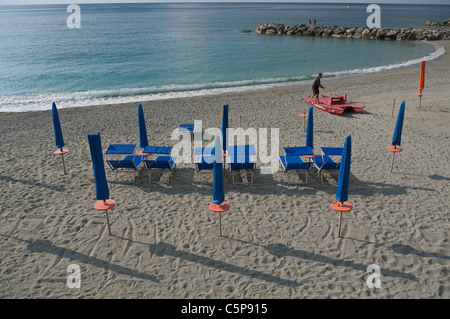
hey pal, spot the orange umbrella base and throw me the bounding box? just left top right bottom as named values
left=54, top=149, right=70, bottom=155
left=331, top=201, right=353, bottom=212
left=387, top=145, right=403, bottom=153
left=299, top=113, right=308, bottom=117
left=138, top=150, right=151, bottom=156
left=209, top=202, right=230, bottom=213
left=304, top=152, right=317, bottom=159
left=94, top=199, right=117, bottom=211
left=415, top=93, right=423, bottom=97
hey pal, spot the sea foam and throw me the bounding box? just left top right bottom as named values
left=0, top=42, right=444, bottom=113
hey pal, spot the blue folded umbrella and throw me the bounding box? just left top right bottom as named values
left=222, top=104, right=229, bottom=154
left=88, top=133, right=109, bottom=201
left=306, top=106, right=314, bottom=149
left=335, top=135, right=351, bottom=203
left=138, top=103, right=149, bottom=149
left=392, top=101, right=405, bottom=147
left=52, top=102, right=65, bottom=149
left=212, top=137, right=225, bottom=205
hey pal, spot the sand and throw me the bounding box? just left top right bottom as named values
left=0, top=41, right=449, bottom=300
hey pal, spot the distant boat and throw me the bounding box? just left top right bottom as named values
left=347, top=6, right=350, bottom=9
left=220, top=3, right=223, bottom=9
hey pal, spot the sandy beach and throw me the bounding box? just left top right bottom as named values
left=0, top=41, right=449, bottom=300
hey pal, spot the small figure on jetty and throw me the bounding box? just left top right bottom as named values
left=314, top=18, right=317, bottom=27
left=312, top=73, right=325, bottom=102
left=308, top=19, right=311, bottom=27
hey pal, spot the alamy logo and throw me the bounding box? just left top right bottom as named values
left=66, top=264, right=81, bottom=288
left=366, top=4, right=381, bottom=28
left=170, top=120, right=280, bottom=174
left=67, top=4, right=81, bottom=29
left=366, top=264, right=381, bottom=288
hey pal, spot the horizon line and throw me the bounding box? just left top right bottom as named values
left=1, top=1, right=450, bottom=7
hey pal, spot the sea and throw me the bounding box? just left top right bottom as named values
left=0, top=2, right=448, bottom=112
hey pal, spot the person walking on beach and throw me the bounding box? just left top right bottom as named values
left=311, top=73, right=325, bottom=102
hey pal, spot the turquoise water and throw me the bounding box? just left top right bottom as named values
left=0, top=3, right=447, bottom=112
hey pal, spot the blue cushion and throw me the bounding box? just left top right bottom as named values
left=229, top=155, right=255, bottom=170
left=156, top=156, right=176, bottom=166
left=228, top=155, right=254, bottom=164
left=279, top=156, right=311, bottom=170
left=195, top=155, right=214, bottom=170
left=230, top=163, right=255, bottom=170
left=314, top=155, right=340, bottom=170
left=108, top=160, right=135, bottom=169
left=178, top=123, right=195, bottom=132
left=107, top=155, right=144, bottom=170
left=144, top=156, right=176, bottom=170
left=194, top=147, right=216, bottom=156
left=105, top=144, right=136, bottom=155
left=123, top=155, right=145, bottom=167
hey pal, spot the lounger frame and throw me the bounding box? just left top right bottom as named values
left=228, top=156, right=256, bottom=185
left=279, top=156, right=311, bottom=185
left=106, top=155, right=145, bottom=183
left=193, top=152, right=216, bottom=183
left=144, top=156, right=177, bottom=184
left=313, top=155, right=340, bottom=184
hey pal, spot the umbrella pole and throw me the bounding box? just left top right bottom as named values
left=240, top=115, right=242, bottom=128
left=105, top=210, right=112, bottom=236
left=331, top=201, right=352, bottom=239
left=223, top=155, right=226, bottom=175
left=338, top=211, right=342, bottom=238
left=219, top=212, right=222, bottom=237
left=418, top=91, right=422, bottom=111
left=94, top=199, right=117, bottom=236
left=391, top=99, right=396, bottom=118
left=61, top=154, right=67, bottom=175
left=390, top=152, right=395, bottom=173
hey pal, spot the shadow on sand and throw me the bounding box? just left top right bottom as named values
left=227, top=238, right=418, bottom=282
left=25, top=238, right=159, bottom=282
left=391, top=244, right=449, bottom=261
left=0, top=175, right=65, bottom=192
left=147, top=242, right=300, bottom=288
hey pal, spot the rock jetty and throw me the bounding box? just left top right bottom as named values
left=425, top=19, right=450, bottom=28
left=253, top=23, right=450, bottom=41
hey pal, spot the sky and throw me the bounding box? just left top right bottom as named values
left=0, top=0, right=448, bottom=5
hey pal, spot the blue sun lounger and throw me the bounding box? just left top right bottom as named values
left=279, top=155, right=312, bottom=185
left=144, top=156, right=177, bottom=184
left=313, top=155, right=340, bottom=184
left=105, top=144, right=144, bottom=182
left=106, top=155, right=145, bottom=182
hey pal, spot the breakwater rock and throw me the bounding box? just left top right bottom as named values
left=253, top=23, right=450, bottom=41
left=425, top=19, right=450, bottom=28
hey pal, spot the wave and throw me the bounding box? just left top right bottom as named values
left=324, top=41, right=445, bottom=78
left=0, top=77, right=314, bottom=113
left=0, top=41, right=445, bottom=113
